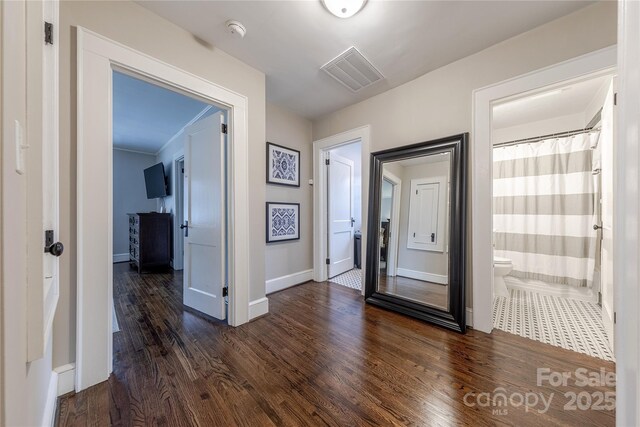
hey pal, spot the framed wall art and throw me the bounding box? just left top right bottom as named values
left=266, top=202, right=300, bottom=243
left=267, top=142, right=300, bottom=187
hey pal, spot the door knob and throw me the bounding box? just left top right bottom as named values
left=180, top=220, right=189, bottom=237
left=593, top=224, right=603, bottom=230
left=43, top=229, right=64, bottom=256
left=45, top=241, right=64, bottom=257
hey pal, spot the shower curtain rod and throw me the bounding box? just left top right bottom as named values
left=493, top=127, right=601, bottom=148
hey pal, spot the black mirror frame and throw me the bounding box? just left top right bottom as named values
left=364, top=133, right=468, bottom=332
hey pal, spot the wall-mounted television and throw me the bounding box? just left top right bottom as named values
left=143, top=162, right=168, bottom=199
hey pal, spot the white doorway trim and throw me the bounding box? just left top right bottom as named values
left=313, top=126, right=370, bottom=294
left=76, top=28, right=251, bottom=392
left=471, top=45, right=616, bottom=334
left=616, top=2, right=640, bottom=425
left=172, top=152, right=185, bottom=271
left=381, top=170, right=401, bottom=276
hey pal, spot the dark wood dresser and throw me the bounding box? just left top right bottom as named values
left=128, top=213, right=171, bottom=273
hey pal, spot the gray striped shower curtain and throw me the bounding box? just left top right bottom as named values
left=493, top=132, right=601, bottom=288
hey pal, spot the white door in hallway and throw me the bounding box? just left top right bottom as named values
left=183, top=112, right=227, bottom=320
left=25, top=0, right=60, bottom=361
left=328, top=152, right=355, bottom=278
left=600, top=81, right=615, bottom=349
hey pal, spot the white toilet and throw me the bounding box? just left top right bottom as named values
left=493, top=256, right=512, bottom=298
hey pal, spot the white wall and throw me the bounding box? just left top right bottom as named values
left=312, top=2, right=617, bottom=307
left=329, top=141, right=362, bottom=232
left=55, top=0, right=266, bottom=368
left=492, top=112, right=585, bottom=144
left=113, top=149, right=158, bottom=258
left=265, top=103, right=313, bottom=284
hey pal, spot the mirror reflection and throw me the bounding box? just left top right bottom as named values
left=376, top=151, right=451, bottom=310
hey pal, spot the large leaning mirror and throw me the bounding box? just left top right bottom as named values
left=365, top=134, right=468, bottom=332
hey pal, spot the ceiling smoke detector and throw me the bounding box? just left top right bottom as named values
left=226, top=20, right=246, bottom=39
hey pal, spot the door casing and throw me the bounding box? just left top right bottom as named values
left=76, top=28, right=251, bottom=392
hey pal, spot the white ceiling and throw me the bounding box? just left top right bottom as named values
left=137, top=0, right=592, bottom=119
left=492, top=74, right=610, bottom=129
left=113, top=71, right=220, bottom=153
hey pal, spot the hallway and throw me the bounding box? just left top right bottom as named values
left=56, top=264, right=615, bottom=426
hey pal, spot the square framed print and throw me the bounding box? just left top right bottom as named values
left=267, top=142, right=300, bottom=187
left=266, top=202, right=300, bottom=243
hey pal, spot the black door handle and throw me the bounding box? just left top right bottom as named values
left=593, top=224, right=603, bottom=230
left=180, top=220, right=189, bottom=237
left=431, top=232, right=435, bottom=242
left=45, top=241, right=64, bottom=257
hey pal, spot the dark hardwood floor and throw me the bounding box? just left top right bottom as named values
left=56, top=263, right=615, bottom=426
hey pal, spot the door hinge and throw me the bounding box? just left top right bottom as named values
left=44, top=22, right=53, bottom=45
left=221, top=123, right=228, bottom=134
left=325, top=158, right=330, bottom=165
left=325, top=258, right=330, bottom=265
left=222, top=286, right=228, bottom=297
left=614, top=312, right=616, bottom=324
left=614, top=93, right=617, bottom=106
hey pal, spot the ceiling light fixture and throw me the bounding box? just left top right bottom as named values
left=321, top=0, right=367, bottom=18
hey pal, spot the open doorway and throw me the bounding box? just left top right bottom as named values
left=325, top=141, right=363, bottom=291
left=490, top=72, right=616, bottom=361
left=111, top=70, right=229, bottom=363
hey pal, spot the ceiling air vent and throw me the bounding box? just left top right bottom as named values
left=321, top=47, right=383, bottom=92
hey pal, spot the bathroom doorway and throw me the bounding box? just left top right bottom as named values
left=490, top=72, right=616, bottom=361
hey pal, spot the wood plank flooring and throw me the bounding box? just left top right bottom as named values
left=56, top=263, right=615, bottom=426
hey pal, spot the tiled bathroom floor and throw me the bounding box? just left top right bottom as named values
left=493, top=288, right=614, bottom=361
left=329, top=268, right=362, bottom=291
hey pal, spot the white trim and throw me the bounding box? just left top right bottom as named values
left=313, top=126, right=370, bottom=296
left=113, top=253, right=129, bottom=263
left=382, top=170, right=401, bottom=276
left=266, top=269, right=313, bottom=294
left=172, top=151, right=185, bottom=271
left=396, top=268, right=448, bottom=285
left=466, top=308, right=473, bottom=327
left=42, top=370, right=58, bottom=427
left=112, top=146, right=155, bottom=156
left=471, top=46, right=616, bottom=334
left=616, top=3, right=640, bottom=425
left=76, top=28, right=251, bottom=392
left=156, top=105, right=213, bottom=156
left=248, top=297, right=269, bottom=320
left=54, top=363, right=76, bottom=396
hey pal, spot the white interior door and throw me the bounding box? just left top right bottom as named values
left=407, top=177, right=446, bottom=252
left=183, top=112, right=226, bottom=319
left=328, top=152, right=354, bottom=278
left=600, top=80, right=615, bottom=349
left=26, top=0, right=60, bottom=361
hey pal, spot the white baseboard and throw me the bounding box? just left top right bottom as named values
left=466, top=308, right=473, bottom=327
left=42, top=370, right=58, bottom=427
left=113, top=253, right=129, bottom=263
left=396, top=268, right=447, bottom=285
left=249, top=297, right=269, bottom=320
left=266, top=269, right=313, bottom=294
left=55, top=363, right=76, bottom=396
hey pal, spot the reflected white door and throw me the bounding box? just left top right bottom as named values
left=183, top=112, right=226, bottom=319
left=600, top=81, right=615, bottom=348
left=328, top=152, right=354, bottom=278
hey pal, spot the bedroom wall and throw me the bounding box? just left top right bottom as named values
left=312, top=1, right=617, bottom=309
left=265, top=103, right=313, bottom=291
left=55, top=0, right=266, bottom=368
left=112, top=149, right=158, bottom=259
